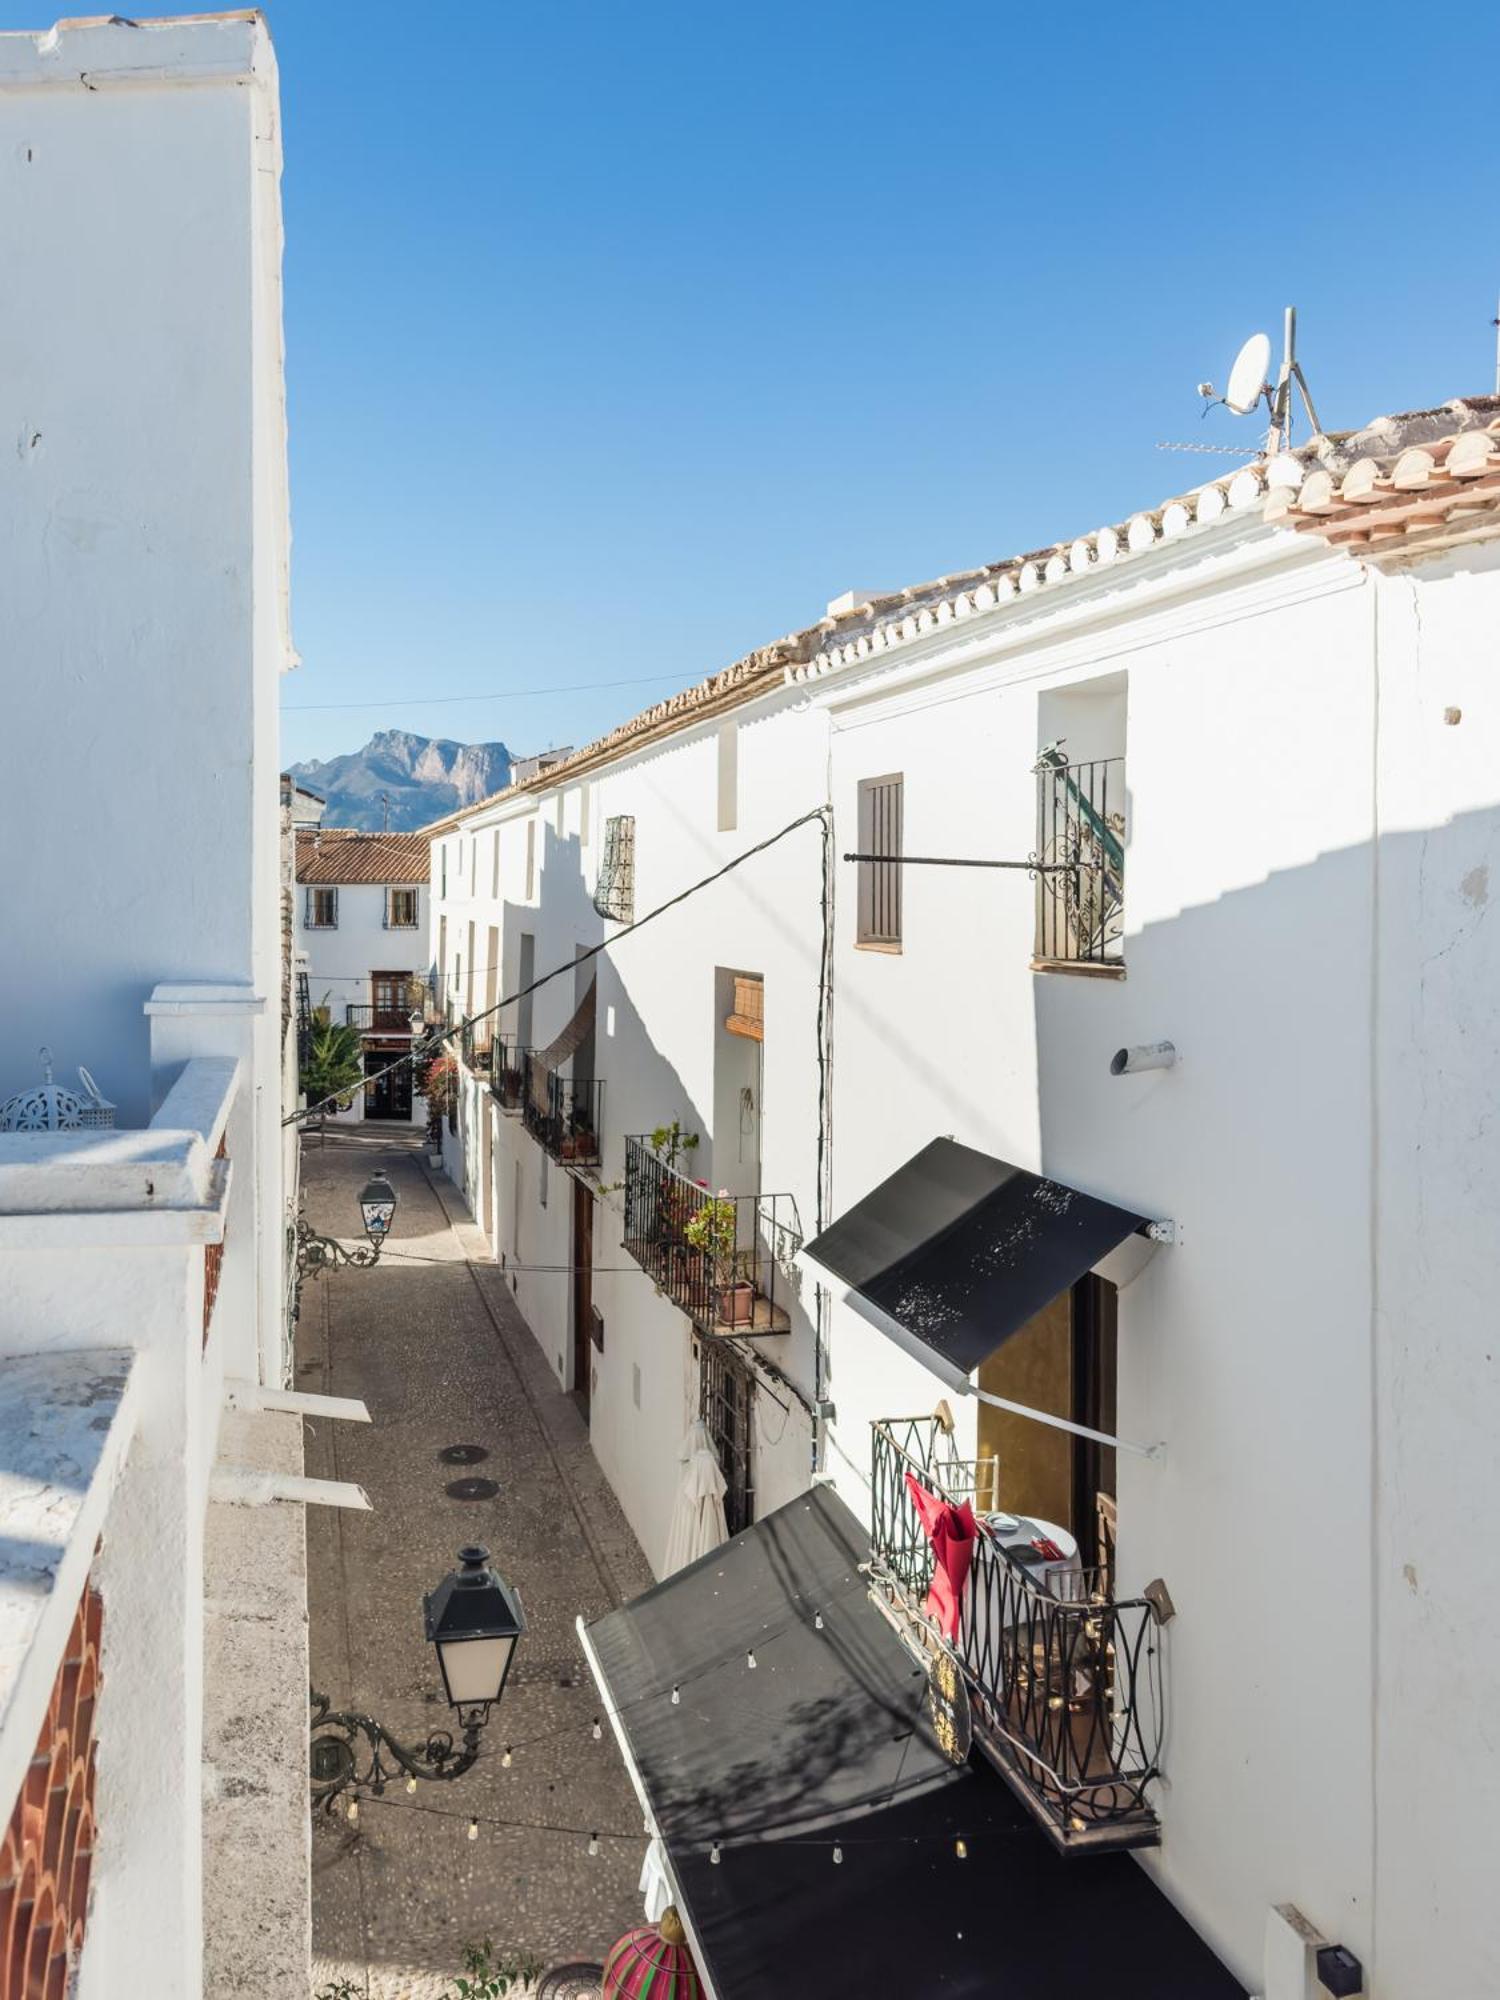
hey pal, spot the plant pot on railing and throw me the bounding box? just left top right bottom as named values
left=716, top=1279, right=758, bottom=1327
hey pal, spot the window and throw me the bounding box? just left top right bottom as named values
left=594, top=815, right=635, bottom=922
left=717, top=722, right=738, bottom=833
left=855, top=775, right=902, bottom=947
left=517, top=932, right=535, bottom=1048
left=305, top=887, right=337, bottom=929
left=525, top=819, right=536, bottom=900
left=1032, top=748, right=1125, bottom=968
left=470, top=837, right=478, bottom=895
left=538, top=1149, right=548, bottom=1210
left=386, top=887, right=418, bottom=929
left=491, top=830, right=500, bottom=899
left=441, top=845, right=448, bottom=897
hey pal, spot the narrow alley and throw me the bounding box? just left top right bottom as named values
left=300, top=1128, right=653, bottom=1997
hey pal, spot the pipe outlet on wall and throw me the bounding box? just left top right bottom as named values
left=1110, top=1040, right=1177, bottom=1076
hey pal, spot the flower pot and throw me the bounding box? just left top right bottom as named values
left=716, top=1281, right=757, bottom=1327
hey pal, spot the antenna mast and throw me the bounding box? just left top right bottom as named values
left=1268, top=306, right=1322, bottom=452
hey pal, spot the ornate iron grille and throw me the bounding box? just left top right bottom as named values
left=869, top=1415, right=1162, bottom=1853
left=1033, top=749, right=1125, bottom=966
left=621, top=1135, right=800, bottom=1337
left=699, top=1337, right=755, bottom=1536
left=296, top=971, right=312, bottom=1069
left=593, top=815, right=635, bottom=923
left=521, top=1058, right=604, bottom=1167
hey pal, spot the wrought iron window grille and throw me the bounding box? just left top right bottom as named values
left=868, top=1413, right=1162, bottom=1854
left=304, top=888, right=338, bottom=929
left=1033, top=747, right=1125, bottom=967
left=593, top=815, right=635, bottom=923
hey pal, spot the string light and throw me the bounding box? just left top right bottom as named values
left=814, top=1611, right=824, bottom=1630
left=501, top=1746, right=513, bottom=1767
left=831, top=1844, right=843, bottom=1864
left=405, top=1777, right=417, bottom=1794
left=954, top=1838, right=968, bottom=1860
left=746, top=1649, right=757, bottom=1670
left=591, top=1717, right=603, bottom=1740
left=467, top=1817, right=479, bottom=1842
left=587, top=1832, right=600, bottom=1858
left=710, top=1842, right=721, bottom=1866
left=346, top=1798, right=359, bottom=1824
left=670, top=1685, right=680, bottom=1705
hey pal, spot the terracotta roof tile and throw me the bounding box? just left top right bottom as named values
left=295, top=831, right=430, bottom=886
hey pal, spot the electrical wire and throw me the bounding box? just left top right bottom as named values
left=287, top=806, right=830, bottom=1127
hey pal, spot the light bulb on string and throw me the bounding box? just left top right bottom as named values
left=501, top=1746, right=513, bottom=1768
left=405, top=1777, right=417, bottom=1794
left=588, top=1832, right=600, bottom=1858
left=671, top=1684, right=681, bottom=1706
left=814, top=1611, right=824, bottom=1631
left=746, top=1649, right=757, bottom=1670
left=592, top=1718, right=603, bottom=1741
left=710, top=1841, right=722, bottom=1866
left=831, top=1844, right=843, bottom=1865
left=346, top=1798, right=359, bottom=1824
left=467, top=1817, right=479, bottom=1842
left=954, top=1838, right=968, bottom=1860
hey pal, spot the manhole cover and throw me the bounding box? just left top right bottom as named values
left=537, top=1967, right=603, bottom=2000
left=444, top=1477, right=499, bottom=1502
left=439, top=1443, right=490, bottom=1466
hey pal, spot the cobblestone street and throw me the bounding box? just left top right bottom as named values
left=300, top=1127, right=653, bottom=1999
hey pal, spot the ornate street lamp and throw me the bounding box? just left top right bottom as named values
left=310, top=1545, right=526, bottom=1809
left=357, top=1170, right=397, bottom=1242
left=293, top=1171, right=400, bottom=1319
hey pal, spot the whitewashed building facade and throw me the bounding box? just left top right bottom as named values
left=295, top=829, right=430, bottom=1123
left=0, top=18, right=317, bottom=1998
left=430, top=397, right=1500, bottom=2000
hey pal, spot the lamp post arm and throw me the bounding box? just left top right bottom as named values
left=309, top=1688, right=483, bottom=1807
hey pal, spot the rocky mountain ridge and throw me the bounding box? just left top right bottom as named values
left=286, top=730, right=512, bottom=830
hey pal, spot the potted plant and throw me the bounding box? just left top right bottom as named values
left=684, top=1191, right=756, bottom=1326
left=413, top=1050, right=457, bottom=1163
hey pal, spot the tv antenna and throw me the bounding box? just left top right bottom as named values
left=1197, top=307, right=1321, bottom=452
left=378, top=790, right=391, bottom=833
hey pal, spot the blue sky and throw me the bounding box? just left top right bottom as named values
left=9, top=3, right=1499, bottom=764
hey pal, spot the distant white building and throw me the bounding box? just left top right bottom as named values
left=295, top=830, right=430, bottom=1122
left=0, top=19, right=326, bottom=2000
left=429, top=396, right=1500, bottom=2000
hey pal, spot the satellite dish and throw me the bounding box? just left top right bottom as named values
left=1224, top=333, right=1271, bottom=416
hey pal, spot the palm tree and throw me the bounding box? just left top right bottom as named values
left=300, top=1018, right=365, bottom=1132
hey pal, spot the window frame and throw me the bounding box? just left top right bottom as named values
left=306, top=886, right=338, bottom=930
left=385, top=886, right=419, bottom=929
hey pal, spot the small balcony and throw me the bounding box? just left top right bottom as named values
left=868, top=1414, right=1162, bottom=1855
left=345, top=1002, right=415, bottom=1033
left=522, top=1058, right=603, bottom=1167
left=489, top=1038, right=531, bottom=1113
left=622, top=1134, right=800, bottom=1338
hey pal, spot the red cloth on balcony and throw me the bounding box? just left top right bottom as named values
left=903, top=1471, right=978, bottom=1642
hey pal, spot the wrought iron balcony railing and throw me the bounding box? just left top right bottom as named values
left=521, top=1058, right=603, bottom=1167
left=868, top=1414, right=1162, bottom=1854
left=1033, top=748, right=1125, bottom=968
left=621, top=1135, right=801, bottom=1338
left=345, top=1003, right=416, bottom=1032
left=489, top=1039, right=531, bottom=1112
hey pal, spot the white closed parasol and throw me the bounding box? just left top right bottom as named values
left=662, top=1420, right=728, bottom=1575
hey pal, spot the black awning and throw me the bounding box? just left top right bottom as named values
left=799, top=1138, right=1152, bottom=1393
left=583, top=1488, right=1243, bottom=2000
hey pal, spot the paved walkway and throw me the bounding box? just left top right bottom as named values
left=301, top=1127, right=653, bottom=1999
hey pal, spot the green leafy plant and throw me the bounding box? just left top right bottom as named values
left=300, top=1018, right=365, bottom=1114
left=441, top=1938, right=544, bottom=1998
left=684, top=1190, right=743, bottom=1285
left=314, top=1981, right=361, bottom=2000
left=649, top=1119, right=699, bottom=1170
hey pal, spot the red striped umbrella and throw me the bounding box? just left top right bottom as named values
left=602, top=1907, right=703, bottom=1999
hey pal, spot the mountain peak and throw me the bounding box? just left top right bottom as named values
left=286, top=731, right=511, bottom=830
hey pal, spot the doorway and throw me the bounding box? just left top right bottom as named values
left=363, top=1047, right=412, bottom=1122
left=976, top=1275, right=1118, bottom=1568
left=370, top=969, right=409, bottom=1031
left=571, top=1180, right=594, bottom=1422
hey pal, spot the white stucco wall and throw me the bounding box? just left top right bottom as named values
left=295, top=879, right=427, bottom=1122
left=429, top=485, right=1498, bottom=1991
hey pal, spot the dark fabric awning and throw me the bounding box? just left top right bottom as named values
left=582, top=1488, right=1243, bottom=2000
left=529, top=979, right=597, bottom=1111
left=798, top=1138, right=1153, bottom=1393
